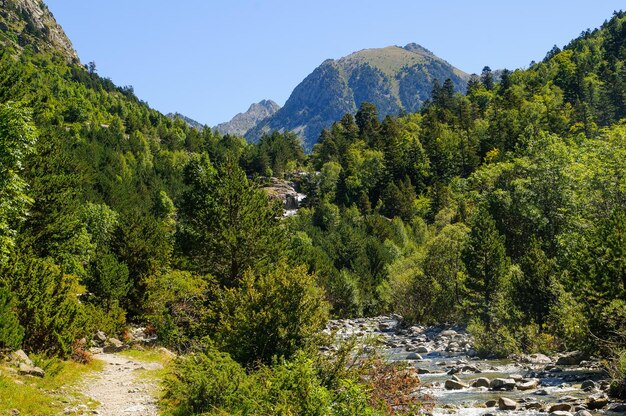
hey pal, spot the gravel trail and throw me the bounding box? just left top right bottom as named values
left=81, top=353, right=162, bottom=416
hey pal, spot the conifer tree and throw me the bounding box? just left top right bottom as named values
left=463, top=207, right=508, bottom=327
left=178, top=156, right=285, bottom=286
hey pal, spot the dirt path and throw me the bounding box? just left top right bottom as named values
left=81, top=353, right=162, bottom=416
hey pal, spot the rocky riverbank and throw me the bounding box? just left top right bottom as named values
left=324, top=316, right=626, bottom=415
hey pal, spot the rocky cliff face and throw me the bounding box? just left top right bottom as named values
left=215, top=99, right=281, bottom=137
left=246, top=43, right=469, bottom=150
left=0, top=0, right=78, bottom=62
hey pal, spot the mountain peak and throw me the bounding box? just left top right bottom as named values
left=246, top=44, right=468, bottom=150
left=249, top=99, right=280, bottom=113
left=402, top=43, right=435, bottom=57
left=0, top=0, right=78, bottom=61
left=215, top=99, right=281, bottom=137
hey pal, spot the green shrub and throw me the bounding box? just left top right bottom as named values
left=144, top=270, right=208, bottom=350
left=246, top=352, right=333, bottom=415
left=0, top=254, right=86, bottom=357
left=82, top=302, right=127, bottom=338
left=333, top=379, right=378, bottom=416
left=162, top=344, right=381, bottom=416
left=546, top=287, right=588, bottom=350
left=86, top=252, right=130, bottom=311
left=329, top=269, right=364, bottom=317
left=468, top=318, right=519, bottom=358
left=163, top=343, right=247, bottom=415
left=212, top=262, right=329, bottom=366
left=609, top=348, right=626, bottom=399
left=515, top=323, right=559, bottom=354
left=0, top=286, right=23, bottom=349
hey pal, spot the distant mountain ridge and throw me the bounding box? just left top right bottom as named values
left=245, top=43, right=469, bottom=150
left=166, top=112, right=205, bottom=131
left=0, top=0, right=78, bottom=61
left=215, top=99, right=281, bottom=136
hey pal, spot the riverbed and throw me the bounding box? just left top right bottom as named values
left=324, top=316, right=626, bottom=415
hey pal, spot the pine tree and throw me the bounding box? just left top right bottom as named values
left=178, top=156, right=285, bottom=286
left=512, top=238, right=559, bottom=326
left=463, top=208, right=508, bottom=327
left=480, top=66, right=494, bottom=91
left=355, top=102, right=381, bottom=147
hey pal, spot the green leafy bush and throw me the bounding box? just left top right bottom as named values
left=162, top=343, right=423, bottom=416
left=467, top=318, right=519, bottom=358
left=144, top=270, right=208, bottom=350
left=515, top=323, right=559, bottom=354
left=163, top=343, right=247, bottom=415
left=0, top=254, right=86, bottom=357
left=0, top=287, right=23, bottom=349
left=609, top=348, right=626, bottom=399
left=212, top=262, right=329, bottom=366
left=82, top=303, right=127, bottom=338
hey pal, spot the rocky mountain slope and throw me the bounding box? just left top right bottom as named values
left=0, top=0, right=78, bottom=61
left=246, top=43, right=469, bottom=150
left=215, top=99, right=280, bottom=136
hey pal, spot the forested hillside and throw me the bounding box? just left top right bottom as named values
left=1, top=1, right=626, bottom=414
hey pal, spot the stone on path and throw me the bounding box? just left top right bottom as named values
left=556, top=351, right=585, bottom=366
left=586, top=393, right=608, bottom=410
left=406, top=352, right=422, bottom=360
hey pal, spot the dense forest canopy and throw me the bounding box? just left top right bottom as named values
left=1, top=4, right=626, bottom=413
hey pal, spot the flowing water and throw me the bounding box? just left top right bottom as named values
left=325, top=316, right=623, bottom=415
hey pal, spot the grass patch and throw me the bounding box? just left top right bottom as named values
left=0, top=358, right=104, bottom=416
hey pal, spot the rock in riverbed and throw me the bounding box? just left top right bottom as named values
left=444, top=379, right=468, bottom=390
left=498, top=397, right=517, bottom=410
left=490, top=378, right=516, bottom=391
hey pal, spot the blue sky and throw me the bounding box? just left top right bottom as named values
left=45, top=1, right=621, bottom=126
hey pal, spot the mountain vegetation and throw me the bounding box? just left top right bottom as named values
left=1, top=0, right=626, bottom=413
left=245, top=43, right=468, bottom=150
left=166, top=112, right=205, bottom=131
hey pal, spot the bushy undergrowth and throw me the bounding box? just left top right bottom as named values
left=162, top=342, right=429, bottom=416
left=211, top=263, right=329, bottom=366
left=0, top=254, right=87, bottom=357
left=609, top=348, right=626, bottom=399
left=0, top=287, right=23, bottom=349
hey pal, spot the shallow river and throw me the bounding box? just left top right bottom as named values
left=325, top=316, right=625, bottom=416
